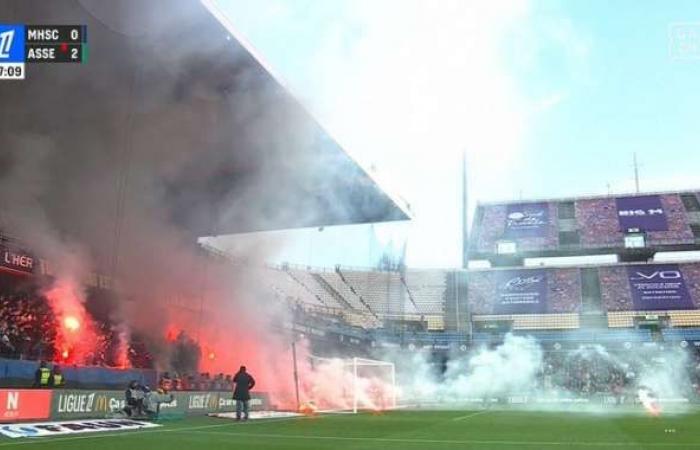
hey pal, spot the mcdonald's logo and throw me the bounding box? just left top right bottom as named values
left=94, top=395, right=109, bottom=413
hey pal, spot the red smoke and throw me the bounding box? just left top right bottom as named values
left=161, top=313, right=299, bottom=409
left=44, top=278, right=100, bottom=365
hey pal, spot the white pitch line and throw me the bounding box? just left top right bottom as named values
left=184, top=430, right=700, bottom=448
left=452, top=410, right=490, bottom=421
left=0, top=415, right=309, bottom=447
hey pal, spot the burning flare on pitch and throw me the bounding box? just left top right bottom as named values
left=637, top=386, right=661, bottom=417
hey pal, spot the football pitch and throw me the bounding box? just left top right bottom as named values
left=1, top=409, right=700, bottom=449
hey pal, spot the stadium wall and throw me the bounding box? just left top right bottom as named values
left=0, top=359, right=156, bottom=390
left=0, top=388, right=269, bottom=423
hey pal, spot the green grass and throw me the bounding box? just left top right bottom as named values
left=2, top=409, right=700, bottom=449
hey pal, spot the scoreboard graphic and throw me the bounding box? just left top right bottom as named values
left=0, top=24, right=87, bottom=80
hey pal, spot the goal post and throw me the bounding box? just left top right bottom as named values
left=305, top=355, right=396, bottom=413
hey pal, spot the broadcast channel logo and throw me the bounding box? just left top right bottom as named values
left=0, top=25, right=25, bottom=62
left=669, top=22, right=700, bottom=60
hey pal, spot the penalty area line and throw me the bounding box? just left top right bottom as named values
left=184, top=430, right=700, bottom=448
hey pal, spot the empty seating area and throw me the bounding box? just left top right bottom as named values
left=265, top=266, right=324, bottom=308
left=402, top=270, right=447, bottom=316
left=287, top=269, right=343, bottom=309
left=316, top=271, right=374, bottom=315
left=263, top=265, right=450, bottom=330
left=607, top=310, right=700, bottom=328
left=472, top=313, right=579, bottom=330
left=340, top=270, right=413, bottom=316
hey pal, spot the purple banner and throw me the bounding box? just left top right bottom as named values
left=495, top=269, right=547, bottom=314
left=504, top=202, right=549, bottom=238
left=615, top=195, right=668, bottom=232
left=626, top=264, right=693, bottom=310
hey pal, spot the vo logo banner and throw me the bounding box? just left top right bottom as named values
left=626, top=264, right=694, bottom=310
left=631, top=270, right=682, bottom=280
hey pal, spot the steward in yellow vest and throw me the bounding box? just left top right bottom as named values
left=50, top=365, right=65, bottom=388
left=34, top=361, right=51, bottom=387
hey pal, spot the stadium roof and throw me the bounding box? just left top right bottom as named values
left=0, top=0, right=410, bottom=236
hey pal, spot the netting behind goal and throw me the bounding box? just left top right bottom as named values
left=304, top=356, right=396, bottom=413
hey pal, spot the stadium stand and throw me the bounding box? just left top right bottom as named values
left=470, top=190, right=700, bottom=262
left=402, top=270, right=446, bottom=316
left=5, top=192, right=700, bottom=378
left=472, top=313, right=579, bottom=330
left=266, top=266, right=326, bottom=308
left=0, top=294, right=55, bottom=360
left=287, top=268, right=344, bottom=309
left=468, top=259, right=700, bottom=331
left=471, top=203, right=559, bottom=255
left=579, top=194, right=695, bottom=249
left=341, top=270, right=410, bottom=316
left=467, top=267, right=582, bottom=315
left=316, top=271, right=376, bottom=315
left=402, top=270, right=448, bottom=330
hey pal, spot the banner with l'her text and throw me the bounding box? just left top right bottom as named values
left=616, top=195, right=668, bottom=232
left=504, top=203, right=550, bottom=238
left=0, top=245, right=35, bottom=275
left=494, top=269, right=548, bottom=314
left=626, top=264, right=694, bottom=310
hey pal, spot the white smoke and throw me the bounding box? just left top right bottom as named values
left=443, top=334, right=543, bottom=399
left=397, top=334, right=543, bottom=406
left=635, top=346, right=691, bottom=406
left=364, top=335, right=697, bottom=415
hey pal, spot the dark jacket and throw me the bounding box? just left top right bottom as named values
left=232, top=371, right=255, bottom=401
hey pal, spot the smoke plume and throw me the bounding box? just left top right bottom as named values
left=0, top=0, right=338, bottom=405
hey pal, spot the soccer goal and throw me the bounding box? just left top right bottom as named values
left=304, top=356, right=397, bottom=414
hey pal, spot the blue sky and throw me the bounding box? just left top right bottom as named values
left=208, top=0, right=700, bottom=268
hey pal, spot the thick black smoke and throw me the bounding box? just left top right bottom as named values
left=0, top=0, right=325, bottom=372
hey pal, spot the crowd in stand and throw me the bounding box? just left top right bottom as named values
left=541, top=350, right=627, bottom=395
left=540, top=347, right=700, bottom=398
left=159, top=371, right=235, bottom=392
left=546, top=269, right=582, bottom=313
left=598, top=266, right=634, bottom=311
left=0, top=293, right=156, bottom=369
left=0, top=294, right=56, bottom=360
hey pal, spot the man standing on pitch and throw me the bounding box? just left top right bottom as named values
left=233, top=365, right=256, bottom=421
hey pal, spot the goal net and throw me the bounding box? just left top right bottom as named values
left=302, top=356, right=396, bottom=413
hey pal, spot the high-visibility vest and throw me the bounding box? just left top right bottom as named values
left=52, top=374, right=64, bottom=387
left=39, top=368, right=51, bottom=386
